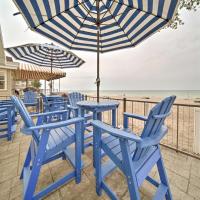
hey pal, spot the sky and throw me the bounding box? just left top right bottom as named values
left=0, top=1, right=200, bottom=91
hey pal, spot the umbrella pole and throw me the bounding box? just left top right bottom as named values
left=97, top=31, right=100, bottom=103
left=96, top=0, right=100, bottom=103
left=50, top=65, right=52, bottom=94
left=50, top=51, right=53, bottom=95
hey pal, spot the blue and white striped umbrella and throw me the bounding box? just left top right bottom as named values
left=13, top=0, right=179, bottom=101
left=6, top=43, right=85, bottom=94
left=6, top=43, right=85, bottom=68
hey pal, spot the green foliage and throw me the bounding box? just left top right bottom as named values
left=31, top=80, right=41, bottom=89
left=169, top=0, right=200, bottom=29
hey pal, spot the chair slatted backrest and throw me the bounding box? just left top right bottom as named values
left=132, top=96, right=176, bottom=161
left=24, top=91, right=37, bottom=104
left=68, top=92, right=84, bottom=107
left=0, top=107, right=8, bottom=121
left=11, top=96, right=40, bottom=143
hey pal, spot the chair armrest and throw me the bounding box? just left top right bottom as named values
left=124, top=112, right=147, bottom=121
left=153, top=112, right=171, bottom=119
left=30, top=110, right=68, bottom=118
left=22, top=117, right=84, bottom=132
left=92, top=120, right=141, bottom=142
left=47, top=101, right=68, bottom=105
left=67, top=105, right=79, bottom=110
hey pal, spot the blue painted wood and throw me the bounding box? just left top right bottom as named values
left=32, top=109, right=69, bottom=124
left=0, top=103, right=17, bottom=141
left=68, top=92, right=90, bottom=118
left=153, top=183, right=168, bottom=200
left=11, top=95, right=84, bottom=199
left=77, top=100, right=119, bottom=165
left=23, top=90, right=39, bottom=113
left=42, top=94, right=68, bottom=114
left=68, top=92, right=94, bottom=153
left=92, top=96, right=176, bottom=200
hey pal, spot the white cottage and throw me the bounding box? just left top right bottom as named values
left=0, top=26, right=18, bottom=99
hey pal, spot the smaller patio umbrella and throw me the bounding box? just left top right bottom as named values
left=6, top=43, right=85, bottom=93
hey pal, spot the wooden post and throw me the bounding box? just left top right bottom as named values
left=123, top=97, right=127, bottom=113
left=26, top=79, right=28, bottom=87
left=44, top=80, right=46, bottom=94
left=59, top=78, right=61, bottom=92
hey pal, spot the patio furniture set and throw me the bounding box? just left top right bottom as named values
left=1, top=91, right=176, bottom=200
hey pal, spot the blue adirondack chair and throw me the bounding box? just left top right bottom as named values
left=41, top=94, right=68, bottom=114
left=68, top=92, right=93, bottom=124
left=92, top=96, right=176, bottom=200
left=11, top=95, right=84, bottom=199
left=68, top=92, right=93, bottom=149
left=23, top=90, right=39, bottom=113
left=0, top=100, right=17, bottom=141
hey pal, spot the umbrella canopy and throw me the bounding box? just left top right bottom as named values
left=13, top=0, right=179, bottom=101
left=6, top=43, right=85, bottom=93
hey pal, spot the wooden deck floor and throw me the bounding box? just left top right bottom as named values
left=0, top=123, right=200, bottom=200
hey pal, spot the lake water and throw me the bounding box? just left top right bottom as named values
left=66, top=90, right=200, bottom=99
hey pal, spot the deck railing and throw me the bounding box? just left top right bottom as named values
left=1, top=94, right=200, bottom=159
left=86, top=95, right=200, bottom=159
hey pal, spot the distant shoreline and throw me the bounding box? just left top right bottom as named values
left=61, top=90, right=200, bottom=100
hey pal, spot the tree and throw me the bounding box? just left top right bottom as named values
left=169, top=0, right=200, bottom=29
left=31, top=80, right=41, bottom=89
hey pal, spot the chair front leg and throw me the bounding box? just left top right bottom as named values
left=120, top=139, right=140, bottom=200
left=20, top=145, right=31, bottom=179
left=24, top=130, right=49, bottom=199
left=93, top=126, right=102, bottom=196
left=157, top=151, right=173, bottom=200
left=75, top=121, right=83, bottom=184
left=7, top=108, right=12, bottom=141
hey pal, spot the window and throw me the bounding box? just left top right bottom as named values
left=0, top=70, right=7, bottom=90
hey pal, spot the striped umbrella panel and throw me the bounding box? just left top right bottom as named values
left=6, top=43, right=85, bottom=68
left=13, top=0, right=179, bottom=53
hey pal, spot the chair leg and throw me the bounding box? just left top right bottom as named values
left=20, top=146, right=31, bottom=179
left=75, top=122, right=82, bottom=184
left=23, top=131, right=49, bottom=199
left=24, top=156, right=43, bottom=199
left=7, top=131, right=12, bottom=141
left=81, top=123, right=85, bottom=154
left=120, top=139, right=140, bottom=200
left=157, top=157, right=173, bottom=200
left=94, top=127, right=102, bottom=196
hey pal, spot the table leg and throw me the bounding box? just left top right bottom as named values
left=97, top=112, right=102, bottom=121
left=93, top=112, right=102, bottom=167
left=80, top=108, right=85, bottom=154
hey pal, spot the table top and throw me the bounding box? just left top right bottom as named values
left=77, top=100, right=119, bottom=108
